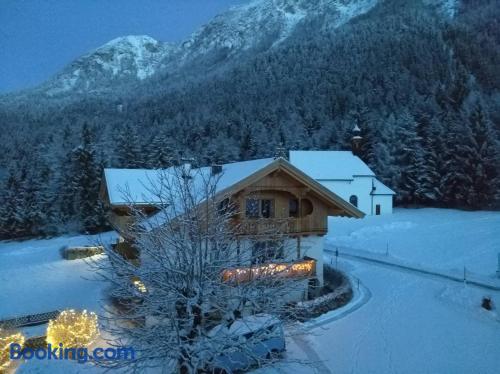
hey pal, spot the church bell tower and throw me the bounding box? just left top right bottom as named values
left=351, top=124, right=363, bottom=157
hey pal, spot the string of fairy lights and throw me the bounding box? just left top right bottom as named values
left=0, top=309, right=99, bottom=369
left=46, top=309, right=99, bottom=348
left=0, top=330, right=25, bottom=369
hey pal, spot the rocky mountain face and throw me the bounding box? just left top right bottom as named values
left=38, top=35, right=175, bottom=95
left=9, top=0, right=382, bottom=97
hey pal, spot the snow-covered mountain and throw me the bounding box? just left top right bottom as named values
left=32, top=0, right=380, bottom=96
left=42, top=35, right=175, bottom=94
left=175, top=0, right=378, bottom=64
left=4, top=0, right=463, bottom=98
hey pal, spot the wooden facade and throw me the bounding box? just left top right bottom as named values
left=100, top=159, right=364, bottom=288
left=100, top=159, right=363, bottom=238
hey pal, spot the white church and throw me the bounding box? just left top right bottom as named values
left=288, top=127, right=395, bottom=215
left=289, top=150, right=395, bottom=215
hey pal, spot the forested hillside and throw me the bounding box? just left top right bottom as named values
left=0, top=0, right=499, bottom=239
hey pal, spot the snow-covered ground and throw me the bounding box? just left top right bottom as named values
left=0, top=232, right=117, bottom=320
left=2, top=208, right=500, bottom=373
left=263, top=257, right=500, bottom=373
left=256, top=208, right=500, bottom=373
left=327, top=208, right=500, bottom=279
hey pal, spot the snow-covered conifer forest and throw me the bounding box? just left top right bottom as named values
left=0, top=0, right=499, bottom=239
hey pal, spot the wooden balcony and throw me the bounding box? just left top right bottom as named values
left=234, top=217, right=327, bottom=237
left=222, top=258, right=316, bottom=283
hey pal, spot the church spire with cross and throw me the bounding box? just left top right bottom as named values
left=274, top=143, right=288, bottom=160
left=351, top=123, right=363, bottom=157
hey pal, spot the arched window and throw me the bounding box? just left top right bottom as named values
left=300, top=199, right=313, bottom=216
left=349, top=195, right=358, bottom=207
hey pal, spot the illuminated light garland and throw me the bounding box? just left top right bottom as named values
left=46, top=310, right=99, bottom=349
left=222, top=259, right=316, bottom=283
left=132, top=279, right=147, bottom=293
left=0, top=329, right=25, bottom=369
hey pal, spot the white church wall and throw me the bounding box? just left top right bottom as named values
left=319, top=177, right=374, bottom=215
left=372, top=195, right=393, bottom=215
left=318, top=177, right=394, bottom=216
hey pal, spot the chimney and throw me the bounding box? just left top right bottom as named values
left=180, top=157, right=195, bottom=179
left=351, top=124, right=363, bottom=157
left=211, top=164, right=223, bottom=175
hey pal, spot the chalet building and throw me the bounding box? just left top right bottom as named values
left=100, top=158, right=364, bottom=300
left=289, top=151, right=395, bottom=215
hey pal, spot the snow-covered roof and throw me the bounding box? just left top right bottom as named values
left=104, top=158, right=275, bottom=206
left=372, top=179, right=396, bottom=195
left=289, top=151, right=375, bottom=180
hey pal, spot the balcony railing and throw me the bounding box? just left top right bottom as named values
left=222, top=258, right=316, bottom=283
left=235, top=217, right=327, bottom=236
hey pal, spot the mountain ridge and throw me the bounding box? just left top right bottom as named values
left=2, top=0, right=381, bottom=99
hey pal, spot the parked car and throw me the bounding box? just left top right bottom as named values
left=208, top=313, right=286, bottom=373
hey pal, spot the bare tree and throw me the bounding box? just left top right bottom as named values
left=94, top=164, right=314, bottom=373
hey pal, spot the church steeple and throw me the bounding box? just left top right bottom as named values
left=351, top=124, right=363, bottom=156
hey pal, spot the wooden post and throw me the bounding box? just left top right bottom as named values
left=236, top=239, right=241, bottom=266
left=497, top=253, right=500, bottom=279
left=297, top=236, right=301, bottom=259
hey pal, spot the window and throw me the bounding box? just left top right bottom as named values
left=217, top=198, right=230, bottom=215
left=300, top=199, right=313, bottom=216
left=261, top=199, right=273, bottom=218
left=376, top=204, right=381, bottom=215
left=251, top=241, right=284, bottom=264
left=245, top=199, right=260, bottom=218
left=245, top=198, right=274, bottom=218
left=289, top=199, right=299, bottom=218
left=349, top=195, right=358, bottom=207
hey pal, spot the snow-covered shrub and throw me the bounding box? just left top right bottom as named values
left=61, top=246, right=104, bottom=260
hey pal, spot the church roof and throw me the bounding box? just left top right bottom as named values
left=289, top=151, right=375, bottom=180
left=372, top=179, right=396, bottom=195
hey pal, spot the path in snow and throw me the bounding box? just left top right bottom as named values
left=325, top=247, right=500, bottom=291
left=259, top=257, right=500, bottom=374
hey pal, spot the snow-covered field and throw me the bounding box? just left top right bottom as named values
left=2, top=208, right=500, bottom=373
left=327, top=208, right=500, bottom=279
left=0, top=232, right=117, bottom=320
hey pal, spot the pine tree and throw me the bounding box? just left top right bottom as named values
left=0, top=166, right=25, bottom=239
left=393, top=110, right=425, bottom=205
left=462, top=103, right=500, bottom=207
left=440, top=113, right=470, bottom=206
left=115, top=123, right=143, bottom=168
left=415, top=113, right=442, bottom=204
left=148, top=133, right=175, bottom=168
left=68, top=124, right=107, bottom=232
